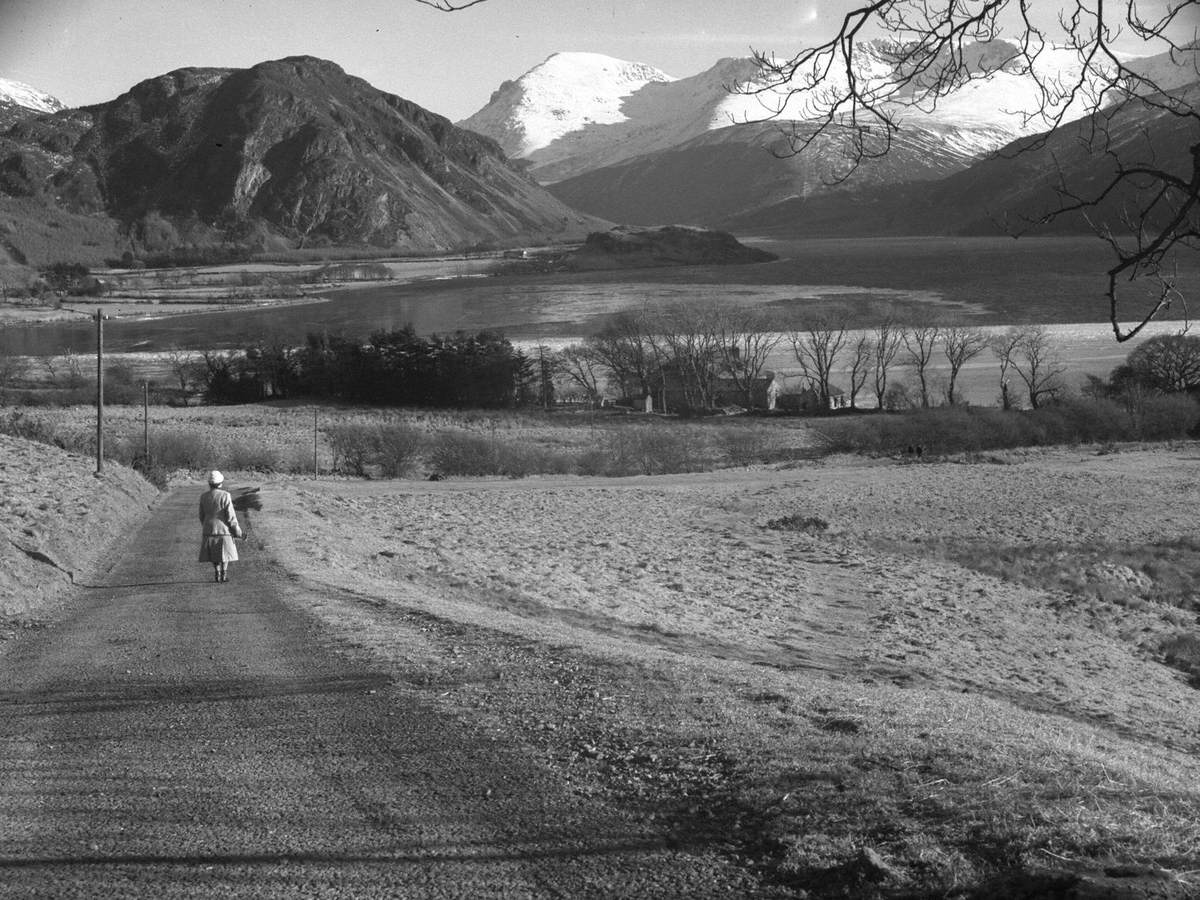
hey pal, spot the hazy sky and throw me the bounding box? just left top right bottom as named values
left=4, top=1, right=1194, bottom=121
left=0, top=0, right=842, bottom=120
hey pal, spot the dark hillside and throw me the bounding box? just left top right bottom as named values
left=724, top=81, right=1200, bottom=240
left=0, top=57, right=604, bottom=267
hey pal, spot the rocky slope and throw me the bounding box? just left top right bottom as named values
left=0, top=57, right=604, bottom=264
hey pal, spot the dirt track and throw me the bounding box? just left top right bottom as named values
left=0, top=489, right=755, bottom=898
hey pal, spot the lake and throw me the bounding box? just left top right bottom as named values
left=1, top=235, right=1192, bottom=404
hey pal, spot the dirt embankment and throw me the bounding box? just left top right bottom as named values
left=0, top=435, right=157, bottom=626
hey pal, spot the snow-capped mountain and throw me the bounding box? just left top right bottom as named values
left=0, top=77, right=65, bottom=130
left=459, top=52, right=674, bottom=160
left=463, top=40, right=1200, bottom=228
left=461, top=54, right=773, bottom=183
left=0, top=77, right=64, bottom=115
left=458, top=42, right=1065, bottom=186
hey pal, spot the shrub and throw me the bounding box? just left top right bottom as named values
left=425, top=430, right=576, bottom=478
left=146, top=430, right=218, bottom=471
left=716, top=425, right=778, bottom=467
left=0, top=410, right=58, bottom=444
left=766, top=514, right=829, bottom=533
left=223, top=437, right=284, bottom=473
left=602, top=426, right=707, bottom=475
left=325, top=423, right=380, bottom=476
left=374, top=423, right=425, bottom=478
left=813, top=398, right=1198, bottom=458
left=1131, top=393, right=1200, bottom=441
left=325, top=423, right=424, bottom=477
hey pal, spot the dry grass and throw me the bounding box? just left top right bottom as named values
left=253, top=445, right=1200, bottom=895
left=2, top=403, right=823, bottom=480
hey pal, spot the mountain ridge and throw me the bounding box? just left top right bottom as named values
left=464, top=42, right=1200, bottom=231
left=0, top=56, right=604, bottom=267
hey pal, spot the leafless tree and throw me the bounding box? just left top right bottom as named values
left=871, top=316, right=905, bottom=408
left=745, top=1, right=1200, bottom=340
left=713, top=304, right=784, bottom=407
left=41, top=355, right=59, bottom=386
left=554, top=343, right=607, bottom=407
left=790, top=312, right=849, bottom=409
left=0, top=351, right=24, bottom=404
left=165, top=345, right=199, bottom=403
left=941, top=326, right=990, bottom=404
left=411, top=0, right=489, bottom=8
left=903, top=318, right=941, bottom=408
left=62, top=349, right=85, bottom=389
left=990, top=327, right=1025, bottom=409
left=655, top=301, right=724, bottom=410
left=846, top=334, right=873, bottom=409
left=1012, top=324, right=1068, bottom=408
left=588, top=308, right=663, bottom=406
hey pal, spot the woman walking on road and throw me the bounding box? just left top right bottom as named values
left=198, top=470, right=242, bottom=583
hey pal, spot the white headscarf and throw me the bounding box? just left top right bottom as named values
left=208, top=470, right=224, bottom=487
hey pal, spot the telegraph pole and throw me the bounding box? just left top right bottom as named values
left=143, top=380, right=150, bottom=465
left=95, top=309, right=105, bottom=475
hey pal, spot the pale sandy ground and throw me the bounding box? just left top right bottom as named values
left=255, top=447, right=1200, bottom=755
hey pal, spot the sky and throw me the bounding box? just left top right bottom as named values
left=0, top=0, right=841, bottom=121
left=3, top=0, right=1195, bottom=122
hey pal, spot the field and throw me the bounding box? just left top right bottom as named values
left=5, top=419, right=1200, bottom=896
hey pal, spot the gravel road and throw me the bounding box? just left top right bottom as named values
left=0, top=488, right=756, bottom=898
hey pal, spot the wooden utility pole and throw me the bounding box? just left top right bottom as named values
left=95, top=310, right=105, bottom=475
left=143, top=380, right=150, bottom=465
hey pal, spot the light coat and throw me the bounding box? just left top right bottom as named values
left=198, top=487, right=242, bottom=563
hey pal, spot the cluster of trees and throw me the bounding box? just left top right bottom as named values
left=182, top=309, right=1200, bottom=418
left=193, top=327, right=539, bottom=408
left=553, top=303, right=782, bottom=412
left=550, top=303, right=1077, bottom=413
left=1089, top=334, right=1200, bottom=398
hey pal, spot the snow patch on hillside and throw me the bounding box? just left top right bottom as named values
left=0, top=77, right=64, bottom=113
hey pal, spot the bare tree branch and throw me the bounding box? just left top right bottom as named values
left=410, top=0, right=491, bottom=9
left=744, top=0, right=1200, bottom=337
